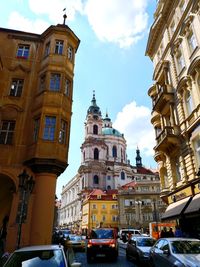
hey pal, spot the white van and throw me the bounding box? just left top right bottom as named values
left=119, top=228, right=142, bottom=240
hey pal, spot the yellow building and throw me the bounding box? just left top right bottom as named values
left=81, top=189, right=119, bottom=233
left=0, top=21, right=79, bottom=252
left=146, top=0, right=200, bottom=236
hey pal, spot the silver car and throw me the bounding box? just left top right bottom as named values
left=3, top=244, right=81, bottom=267
left=149, top=238, right=200, bottom=267
left=126, top=236, right=156, bottom=264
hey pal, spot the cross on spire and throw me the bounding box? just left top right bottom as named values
left=63, top=8, right=67, bottom=25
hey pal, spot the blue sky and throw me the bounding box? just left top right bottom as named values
left=0, top=0, right=158, bottom=198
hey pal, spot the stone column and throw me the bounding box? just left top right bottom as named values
left=30, top=172, right=57, bottom=245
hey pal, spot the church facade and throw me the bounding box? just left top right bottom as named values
left=59, top=93, right=166, bottom=232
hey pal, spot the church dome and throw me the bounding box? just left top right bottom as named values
left=102, top=127, right=123, bottom=137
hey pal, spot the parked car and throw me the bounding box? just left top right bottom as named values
left=2, top=244, right=81, bottom=267
left=86, top=228, right=118, bottom=263
left=126, top=236, right=156, bottom=265
left=119, top=228, right=142, bottom=241
left=149, top=237, right=200, bottom=267
left=65, top=234, right=85, bottom=251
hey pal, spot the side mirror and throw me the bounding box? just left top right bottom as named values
left=163, top=249, right=170, bottom=255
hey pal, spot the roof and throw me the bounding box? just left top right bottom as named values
left=121, top=181, right=136, bottom=189
left=102, top=127, right=123, bottom=137
left=136, top=166, right=158, bottom=175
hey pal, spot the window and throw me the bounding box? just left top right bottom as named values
left=94, top=148, right=99, bottom=160
left=92, top=204, right=97, bottom=209
left=33, top=118, right=40, bottom=142
left=0, top=121, right=15, bottom=144
left=175, top=158, right=182, bottom=182
left=102, top=204, right=106, bottom=209
left=187, top=31, right=197, bottom=53
left=93, top=175, right=99, bottom=184
left=170, top=21, right=176, bottom=36
left=112, top=204, right=118, bottom=209
left=112, top=215, right=118, bottom=222
left=43, top=116, right=56, bottom=141
left=193, top=137, right=200, bottom=167
left=185, top=90, right=194, bottom=115
left=102, top=215, right=106, bottom=222
left=176, top=49, right=185, bottom=73
left=180, top=0, right=187, bottom=13
left=64, top=79, right=70, bottom=96
left=39, top=74, right=46, bottom=91
left=10, top=79, right=24, bottom=97
left=107, top=176, right=111, bottom=180
left=44, top=42, right=50, bottom=57
left=121, top=171, right=125, bottom=180
left=67, top=45, right=73, bottom=61
left=55, top=40, right=63, bottom=55
left=112, top=145, right=117, bottom=157
left=93, top=125, right=98, bottom=135
left=17, top=44, right=30, bottom=59
left=59, top=120, right=67, bottom=144
left=50, top=73, right=61, bottom=91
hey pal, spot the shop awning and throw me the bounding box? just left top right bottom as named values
left=161, top=196, right=192, bottom=221
left=184, top=194, right=200, bottom=215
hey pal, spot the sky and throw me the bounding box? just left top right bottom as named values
left=0, top=0, right=158, bottom=198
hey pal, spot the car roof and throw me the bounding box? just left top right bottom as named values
left=159, top=238, right=200, bottom=241
left=15, top=245, right=63, bottom=252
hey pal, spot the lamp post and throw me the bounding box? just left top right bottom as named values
left=16, top=169, right=35, bottom=249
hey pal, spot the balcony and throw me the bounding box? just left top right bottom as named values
left=152, top=85, right=174, bottom=113
left=155, top=126, right=180, bottom=153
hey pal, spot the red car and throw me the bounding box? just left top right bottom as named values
left=86, top=228, right=118, bottom=263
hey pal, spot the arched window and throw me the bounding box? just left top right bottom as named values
left=107, top=185, right=111, bottom=190
left=93, top=125, right=98, bottom=134
left=112, top=145, right=117, bottom=158
left=121, top=171, right=125, bottom=180
left=93, top=175, right=99, bottom=184
left=94, top=148, right=99, bottom=160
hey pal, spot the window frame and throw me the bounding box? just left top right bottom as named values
left=16, top=44, right=30, bottom=59
left=55, top=40, right=64, bottom=55
left=43, top=116, right=56, bottom=141
left=50, top=73, right=61, bottom=91
left=10, top=78, right=24, bottom=97
left=0, top=120, right=15, bottom=145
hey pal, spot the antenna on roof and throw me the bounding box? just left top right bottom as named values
left=63, top=8, right=67, bottom=25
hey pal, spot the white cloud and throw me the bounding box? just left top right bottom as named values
left=7, top=0, right=149, bottom=47
left=113, top=101, right=155, bottom=156
left=28, top=0, right=84, bottom=23
left=84, top=0, right=149, bottom=47
left=8, top=11, right=49, bottom=33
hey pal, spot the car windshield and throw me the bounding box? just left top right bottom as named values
left=137, top=238, right=156, bottom=247
left=171, top=240, right=200, bottom=254
left=4, top=249, right=66, bottom=267
left=91, top=229, right=114, bottom=239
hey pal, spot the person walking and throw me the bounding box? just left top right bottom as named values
left=174, top=225, right=183, bottom=237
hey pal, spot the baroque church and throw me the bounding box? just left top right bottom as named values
left=59, top=93, right=165, bottom=232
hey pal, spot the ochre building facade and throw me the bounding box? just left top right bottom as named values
left=0, top=23, right=79, bottom=252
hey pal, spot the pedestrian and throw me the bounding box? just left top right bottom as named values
left=160, top=227, right=168, bottom=238
left=168, top=227, right=174, bottom=237
left=174, top=225, right=183, bottom=237
left=127, top=232, right=132, bottom=242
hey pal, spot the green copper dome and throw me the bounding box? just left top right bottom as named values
left=102, top=127, right=123, bottom=137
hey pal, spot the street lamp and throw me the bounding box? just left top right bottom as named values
left=16, top=169, right=35, bottom=249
